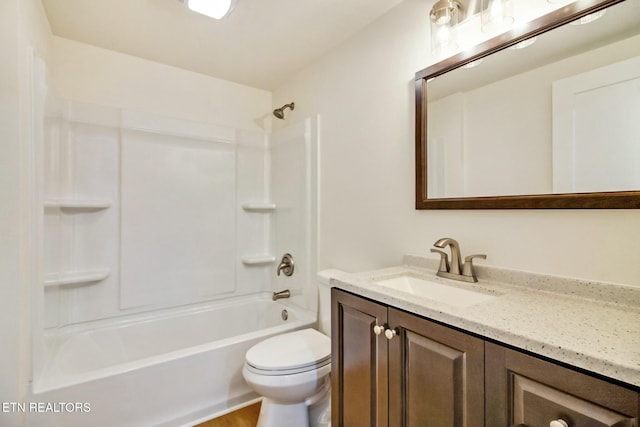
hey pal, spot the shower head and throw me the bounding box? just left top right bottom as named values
left=273, top=102, right=295, bottom=120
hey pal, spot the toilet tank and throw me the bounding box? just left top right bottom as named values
left=317, top=271, right=334, bottom=337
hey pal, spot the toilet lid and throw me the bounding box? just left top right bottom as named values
left=246, top=328, right=331, bottom=373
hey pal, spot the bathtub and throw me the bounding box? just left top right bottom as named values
left=28, top=294, right=315, bottom=427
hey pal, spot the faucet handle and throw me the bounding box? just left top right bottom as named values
left=430, top=249, right=450, bottom=273
left=277, top=253, right=294, bottom=277
left=462, top=254, right=486, bottom=282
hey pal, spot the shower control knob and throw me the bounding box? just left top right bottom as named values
left=373, top=325, right=384, bottom=335
left=550, top=420, right=569, bottom=427
left=276, top=253, right=294, bottom=277
left=385, top=328, right=398, bottom=340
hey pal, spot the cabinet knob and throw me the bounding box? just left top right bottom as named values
left=385, top=328, right=397, bottom=340
left=373, top=325, right=384, bottom=335
left=550, top=420, right=569, bottom=427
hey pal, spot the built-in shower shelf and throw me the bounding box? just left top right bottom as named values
left=241, top=202, right=276, bottom=212
left=44, top=268, right=111, bottom=288
left=44, top=199, right=112, bottom=210
left=241, top=255, right=276, bottom=266
left=242, top=202, right=276, bottom=212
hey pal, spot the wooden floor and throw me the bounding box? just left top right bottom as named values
left=196, top=402, right=261, bottom=427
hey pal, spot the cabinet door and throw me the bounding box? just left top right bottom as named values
left=388, top=308, right=485, bottom=427
left=332, top=289, right=389, bottom=427
left=486, top=342, right=639, bottom=427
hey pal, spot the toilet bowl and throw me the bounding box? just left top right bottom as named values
left=242, top=328, right=331, bottom=427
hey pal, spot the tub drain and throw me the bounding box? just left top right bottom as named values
left=281, top=309, right=289, bottom=321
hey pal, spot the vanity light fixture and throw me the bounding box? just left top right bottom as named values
left=569, top=9, right=606, bottom=25
left=508, top=36, right=537, bottom=49
left=462, top=58, right=484, bottom=68
left=186, top=0, right=235, bottom=20
left=429, top=0, right=519, bottom=58
left=481, top=0, right=514, bottom=33
left=430, top=0, right=462, bottom=25
left=430, top=0, right=463, bottom=57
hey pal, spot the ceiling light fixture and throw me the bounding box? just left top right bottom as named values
left=186, top=0, right=235, bottom=20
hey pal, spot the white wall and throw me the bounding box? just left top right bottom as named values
left=0, top=3, right=25, bottom=423
left=51, top=36, right=271, bottom=132
left=0, top=0, right=52, bottom=424
left=273, top=0, right=640, bottom=287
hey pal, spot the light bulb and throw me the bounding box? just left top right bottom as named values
left=489, top=0, right=504, bottom=22
left=437, top=26, right=451, bottom=44
left=436, top=14, right=451, bottom=25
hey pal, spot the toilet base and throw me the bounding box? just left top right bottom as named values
left=257, top=398, right=308, bottom=427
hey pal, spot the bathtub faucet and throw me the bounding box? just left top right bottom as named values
left=272, top=289, right=291, bottom=301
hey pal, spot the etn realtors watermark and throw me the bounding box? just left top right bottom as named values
left=2, top=402, right=91, bottom=413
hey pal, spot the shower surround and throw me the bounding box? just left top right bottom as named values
left=30, top=75, right=318, bottom=426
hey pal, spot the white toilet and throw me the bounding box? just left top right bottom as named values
left=242, top=328, right=331, bottom=427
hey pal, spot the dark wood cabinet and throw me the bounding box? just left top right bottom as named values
left=486, top=342, right=639, bottom=427
left=332, top=288, right=640, bottom=427
left=331, top=288, right=484, bottom=427
left=388, top=308, right=484, bottom=427
left=331, top=288, right=388, bottom=427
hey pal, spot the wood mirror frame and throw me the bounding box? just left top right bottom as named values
left=415, top=0, right=640, bottom=209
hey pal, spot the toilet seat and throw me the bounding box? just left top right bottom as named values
left=245, top=328, right=331, bottom=376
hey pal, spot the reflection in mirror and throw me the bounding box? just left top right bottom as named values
left=416, top=0, right=640, bottom=209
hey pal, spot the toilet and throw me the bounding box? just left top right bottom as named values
left=242, top=328, right=331, bottom=427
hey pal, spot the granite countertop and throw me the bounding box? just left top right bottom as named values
left=319, top=255, right=640, bottom=389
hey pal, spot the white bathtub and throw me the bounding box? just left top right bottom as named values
left=28, top=294, right=315, bottom=427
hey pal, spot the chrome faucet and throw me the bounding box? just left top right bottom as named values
left=272, top=289, right=291, bottom=301
left=277, top=253, right=295, bottom=277
left=430, top=238, right=486, bottom=283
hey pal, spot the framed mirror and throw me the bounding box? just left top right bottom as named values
left=415, top=0, right=640, bottom=209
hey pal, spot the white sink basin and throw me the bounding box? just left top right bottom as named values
left=375, top=274, right=495, bottom=307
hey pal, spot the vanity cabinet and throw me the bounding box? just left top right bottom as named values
left=331, top=288, right=388, bottom=427
left=331, top=288, right=484, bottom=427
left=332, top=288, right=639, bottom=427
left=486, top=343, right=639, bottom=427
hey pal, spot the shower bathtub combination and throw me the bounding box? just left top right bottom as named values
left=31, top=79, right=319, bottom=427
left=31, top=296, right=314, bottom=427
